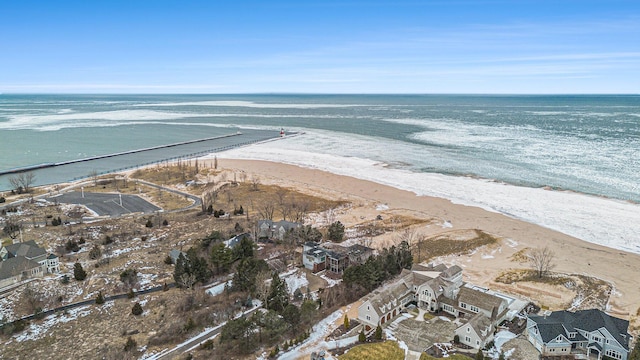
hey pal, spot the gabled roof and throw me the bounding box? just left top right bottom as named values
left=457, top=287, right=505, bottom=313
left=463, top=312, right=494, bottom=340
left=442, top=265, right=462, bottom=278
left=364, top=270, right=413, bottom=317
left=529, top=309, right=630, bottom=350
left=5, top=240, right=46, bottom=260
left=0, top=256, right=41, bottom=280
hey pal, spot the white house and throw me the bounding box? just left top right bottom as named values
left=455, top=312, right=495, bottom=349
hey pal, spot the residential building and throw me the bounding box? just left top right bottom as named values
left=527, top=309, right=631, bottom=360
left=223, top=232, right=252, bottom=249
left=257, top=220, right=301, bottom=241
left=301, top=242, right=374, bottom=274
left=302, top=242, right=326, bottom=273
left=0, top=240, right=58, bottom=291
left=358, top=263, right=517, bottom=341
left=455, top=312, right=495, bottom=349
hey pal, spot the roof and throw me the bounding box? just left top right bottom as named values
left=529, top=309, right=630, bottom=350
left=5, top=240, right=46, bottom=260
left=364, top=269, right=414, bottom=317
left=47, top=253, right=58, bottom=259
left=0, top=256, right=42, bottom=280
left=457, top=287, right=505, bottom=313
left=224, top=232, right=251, bottom=249
left=442, top=265, right=462, bottom=278
left=463, top=312, right=494, bottom=340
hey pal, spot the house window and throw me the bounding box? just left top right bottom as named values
left=476, top=340, right=480, bottom=345
left=460, top=303, right=467, bottom=309
left=605, top=349, right=622, bottom=360
left=367, top=306, right=370, bottom=311
left=467, top=327, right=470, bottom=333
left=592, top=335, right=601, bottom=343
left=465, top=336, right=471, bottom=343
left=569, top=333, right=575, bottom=338
left=366, top=315, right=371, bottom=321
left=469, top=305, right=479, bottom=313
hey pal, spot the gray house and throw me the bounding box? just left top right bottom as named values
left=454, top=312, right=495, bottom=349
left=0, top=240, right=58, bottom=291
left=257, top=220, right=301, bottom=241
left=527, top=309, right=631, bottom=360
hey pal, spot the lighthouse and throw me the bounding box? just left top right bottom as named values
left=280, top=128, right=285, bottom=137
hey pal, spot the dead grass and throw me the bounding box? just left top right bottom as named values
left=420, top=354, right=471, bottom=360
left=1, top=238, right=12, bottom=247
left=340, top=341, right=405, bottom=360
left=510, top=247, right=530, bottom=263
left=415, top=229, right=499, bottom=262
left=130, top=162, right=212, bottom=186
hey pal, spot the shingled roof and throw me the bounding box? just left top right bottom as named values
left=529, top=309, right=630, bottom=350
left=0, top=256, right=41, bottom=280
left=457, top=287, right=505, bottom=313
left=5, top=240, right=46, bottom=260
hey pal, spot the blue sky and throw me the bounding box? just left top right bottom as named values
left=1, top=0, right=639, bottom=93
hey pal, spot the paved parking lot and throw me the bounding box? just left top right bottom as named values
left=47, top=191, right=161, bottom=217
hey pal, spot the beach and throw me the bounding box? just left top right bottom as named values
left=213, top=158, right=640, bottom=318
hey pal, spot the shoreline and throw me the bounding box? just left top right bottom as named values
left=208, top=157, right=640, bottom=318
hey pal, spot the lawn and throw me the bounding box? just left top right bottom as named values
left=340, top=341, right=405, bottom=360
left=420, top=354, right=472, bottom=360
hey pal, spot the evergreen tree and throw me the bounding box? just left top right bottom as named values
left=266, top=272, right=289, bottom=313
left=131, top=302, right=143, bottom=316
left=233, top=236, right=254, bottom=260
left=375, top=325, right=382, bottom=340
left=344, top=315, right=350, bottom=330
left=95, top=291, right=105, bottom=304
left=475, top=349, right=484, bottom=360
left=282, top=303, right=301, bottom=326
left=173, top=253, right=189, bottom=287
left=232, top=257, right=269, bottom=293
left=73, top=262, right=87, bottom=281
left=327, top=221, right=345, bottom=242
left=210, top=243, right=233, bottom=274
left=359, top=330, right=366, bottom=343
left=124, top=336, right=137, bottom=352
left=498, top=352, right=505, bottom=360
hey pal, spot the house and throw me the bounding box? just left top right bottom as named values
left=257, top=220, right=301, bottom=241
left=224, top=232, right=252, bottom=249
left=358, top=269, right=415, bottom=332
left=527, top=309, right=631, bottom=360
left=455, top=312, right=495, bottom=349
left=301, top=242, right=374, bottom=274
left=357, top=263, right=515, bottom=336
left=169, top=249, right=187, bottom=264
left=302, top=242, right=326, bottom=273
left=0, top=240, right=58, bottom=291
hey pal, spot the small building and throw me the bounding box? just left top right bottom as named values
left=46, top=253, right=60, bottom=273
left=0, top=240, right=56, bottom=291
left=527, top=309, right=631, bottom=360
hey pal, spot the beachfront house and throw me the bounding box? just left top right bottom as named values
left=301, top=242, right=374, bottom=274
left=358, top=263, right=517, bottom=336
left=526, top=309, right=631, bottom=360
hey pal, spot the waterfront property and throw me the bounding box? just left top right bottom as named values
left=0, top=240, right=59, bottom=291
left=526, top=309, right=631, bottom=360
left=302, top=241, right=374, bottom=274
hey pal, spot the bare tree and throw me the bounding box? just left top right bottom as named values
left=178, top=273, right=197, bottom=290
left=290, top=196, right=310, bottom=223
left=9, top=172, right=36, bottom=194
left=254, top=270, right=272, bottom=302
left=250, top=176, right=261, bottom=191
left=257, top=202, right=276, bottom=221
left=2, top=218, right=22, bottom=239
left=528, top=246, right=556, bottom=278
left=89, top=169, right=99, bottom=186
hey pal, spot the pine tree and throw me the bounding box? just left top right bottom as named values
left=73, top=262, right=87, bottom=281
left=344, top=315, right=350, bottom=330
left=131, top=302, right=143, bottom=316
left=375, top=325, right=382, bottom=340
left=359, top=330, right=366, bottom=342
left=124, top=336, right=137, bottom=352
left=475, top=349, right=484, bottom=360
left=95, top=291, right=105, bottom=305
left=266, top=272, right=289, bottom=313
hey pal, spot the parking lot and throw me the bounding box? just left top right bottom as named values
left=47, top=191, right=161, bottom=217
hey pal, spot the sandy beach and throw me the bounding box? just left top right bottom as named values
left=212, top=158, right=640, bottom=320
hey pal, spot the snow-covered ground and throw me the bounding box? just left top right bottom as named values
left=13, top=305, right=92, bottom=343
left=277, top=308, right=345, bottom=360
left=486, top=330, right=517, bottom=359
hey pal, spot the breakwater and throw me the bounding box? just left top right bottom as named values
left=0, top=129, right=287, bottom=190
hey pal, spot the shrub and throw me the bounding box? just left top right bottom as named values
left=60, top=275, right=70, bottom=284
left=359, top=330, right=366, bottom=342
left=145, top=219, right=153, bottom=228
left=65, top=240, right=80, bottom=252
left=375, top=325, right=382, bottom=340
left=0, top=197, right=5, bottom=203
left=164, top=255, right=173, bottom=265
left=89, top=245, right=102, bottom=260
left=454, top=334, right=460, bottom=344
left=73, top=262, right=87, bottom=281
left=162, top=219, right=169, bottom=226
left=131, top=302, right=143, bottom=316
left=95, top=292, right=105, bottom=305
left=200, top=339, right=214, bottom=350
left=124, top=336, right=137, bottom=352
left=103, top=235, right=113, bottom=245
left=127, top=288, right=135, bottom=299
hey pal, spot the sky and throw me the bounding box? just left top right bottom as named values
left=1, top=0, right=639, bottom=94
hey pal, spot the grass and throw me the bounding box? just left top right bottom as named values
left=423, top=312, right=435, bottom=321
left=1, top=238, right=13, bottom=247
left=415, top=229, right=499, bottom=262
left=494, top=269, right=568, bottom=285
left=340, top=341, right=405, bottom=360
left=510, top=247, right=530, bottom=263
